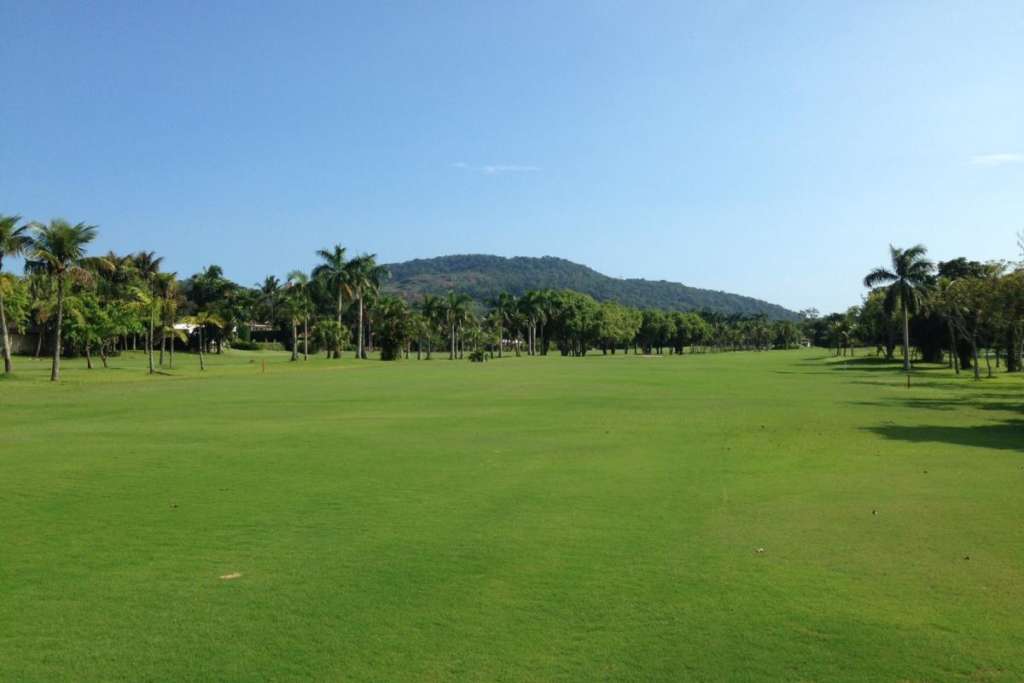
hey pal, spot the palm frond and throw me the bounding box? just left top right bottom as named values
left=863, top=267, right=896, bottom=288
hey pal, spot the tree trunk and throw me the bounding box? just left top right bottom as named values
left=51, top=277, right=64, bottom=381
left=357, top=294, right=364, bottom=359
left=971, top=337, right=980, bottom=380
left=100, top=344, right=109, bottom=368
left=1006, top=326, right=1020, bottom=373
left=85, top=343, right=93, bottom=369
left=199, top=329, right=206, bottom=371
left=334, top=289, right=343, bottom=358
left=948, top=321, right=959, bottom=374
left=35, top=327, right=44, bottom=359
left=0, top=288, right=12, bottom=373
left=291, top=320, right=298, bottom=361
left=901, top=303, right=911, bottom=372
left=498, top=323, right=503, bottom=358
left=450, top=323, right=455, bottom=360
left=148, top=312, right=155, bottom=374
left=303, top=316, right=309, bottom=360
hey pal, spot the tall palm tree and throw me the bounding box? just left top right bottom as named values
left=182, top=311, right=224, bottom=371
left=257, top=275, right=281, bottom=323
left=863, top=244, right=934, bottom=371
left=519, top=291, right=546, bottom=356
left=343, top=254, right=389, bottom=359
left=153, top=272, right=179, bottom=367
left=133, top=251, right=163, bottom=374
left=443, top=291, right=472, bottom=360
left=25, top=220, right=101, bottom=381
left=286, top=270, right=312, bottom=360
left=420, top=294, right=442, bottom=359
left=491, top=292, right=516, bottom=358
left=312, top=245, right=350, bottom=358
left=0, top=215, right=32, bottom=373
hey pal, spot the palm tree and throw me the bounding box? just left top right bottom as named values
left=420, top=294, right=442, bottom=359
left=442, top=291, right=472, bottom=360
left=490, top=292, right=516, bottom=358
left=133, top=251, right=164, bottom=374
left=162, top=324, right=188, bottom=369
left=286, top=270, right=313, bottom=360
left=153, top=272, right=181, bottom=367
left=0, top=215, right=32, bottom=373
left=343, top=254, right=389, bottom=359
left=863, top=244, right=934, bottom=371
left=312, top=245, right=350, bottom=358
left=25, top=220, right=101, bottom=381
left=257, top=275, right=281, bottom=323
left=182, top=311, right=224, bottom=371
left=520, top=291, right=546, bottom=356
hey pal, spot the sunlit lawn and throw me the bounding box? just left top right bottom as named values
left=2, top=348, right=1022, bottom=680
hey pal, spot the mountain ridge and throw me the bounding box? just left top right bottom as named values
left=382, top=254, right=798, bottom=320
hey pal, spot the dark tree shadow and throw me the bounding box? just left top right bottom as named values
left=866, top=420, right=1024, bottom=453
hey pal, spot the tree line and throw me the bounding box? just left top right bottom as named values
left=801, top=242, right=1024, bottom=379
left=0, top=216, right=808, bottom=381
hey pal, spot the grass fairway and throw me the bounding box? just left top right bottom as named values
left=2, top=349, right=1023, bottom=681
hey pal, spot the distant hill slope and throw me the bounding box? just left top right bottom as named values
left=382, top=254, right=798, bottom=320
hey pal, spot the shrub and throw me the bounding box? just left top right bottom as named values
left=469, top=349, right=487, bottom=363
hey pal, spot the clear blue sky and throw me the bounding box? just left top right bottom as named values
left=2, top=1, right=1022, bottom=312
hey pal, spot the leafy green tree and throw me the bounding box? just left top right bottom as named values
left=25, top=272, right=55, bottom=358
left=997, top=269, right=1024, bottom=372
left=373, top=295, right=411, bottom=360
left=547, top=290, right=601, bottom=356
left=928, top=277, right=961, bottom=372
left=313, top=318, right=344, bottom=359
left=863, top=244, right=934, bottom=371
left=0, top=215, right=32, bottom=373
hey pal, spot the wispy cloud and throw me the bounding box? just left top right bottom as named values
left=452, top=162, right=541, bottom=175
left=970, top=152, right=1024, bottom=167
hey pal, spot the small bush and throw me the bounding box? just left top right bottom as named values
left=230, top=339, right=260, bottom=351
left=469, top=350, right=487, bottom=363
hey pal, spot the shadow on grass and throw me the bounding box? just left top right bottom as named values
left=866, top=420, right=1024, bottom=453
left=851, top=396, right=1024, bottom=415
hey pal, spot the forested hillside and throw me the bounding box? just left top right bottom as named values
left=383, top=254, right=798, bottom=319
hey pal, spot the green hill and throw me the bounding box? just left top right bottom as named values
left=382, top=254, right=798, bottom=319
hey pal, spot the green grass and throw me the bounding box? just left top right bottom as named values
left=2, top=349, right=1022, bottom=681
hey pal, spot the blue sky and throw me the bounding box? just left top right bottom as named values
left=2, top=1, right=1022, bottom=312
